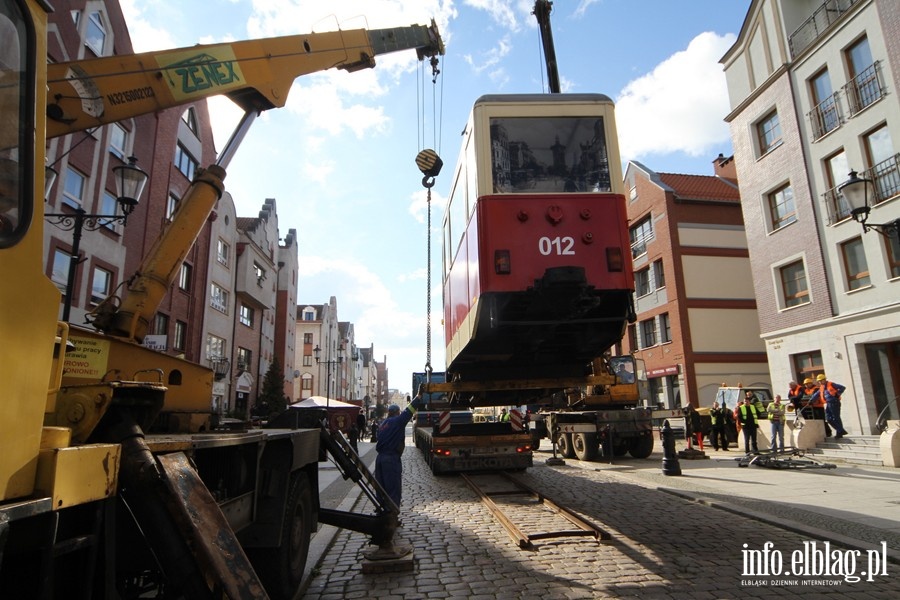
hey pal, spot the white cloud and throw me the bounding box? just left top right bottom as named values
left=408, top=188, right=446, bottom=225
left=119, top=0, right=177, bottom=51
left=615, top=31, right=737, bottom=162
left=463, top=0, right=533, bottom=31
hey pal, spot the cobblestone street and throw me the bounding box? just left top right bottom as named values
left=303, top=441, right=900, bottom=599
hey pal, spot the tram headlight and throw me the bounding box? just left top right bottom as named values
left=494, top=249, right=511, bottom=274
left=606, top=247, right=624, bottom=272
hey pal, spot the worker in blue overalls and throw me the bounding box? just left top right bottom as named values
left=375, top=391, right=424, bottom=510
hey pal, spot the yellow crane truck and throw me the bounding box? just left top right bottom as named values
left=0, top=1, right=442, bottom=597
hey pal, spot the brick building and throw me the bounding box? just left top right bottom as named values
left=622, top=157, right=769, bottom=409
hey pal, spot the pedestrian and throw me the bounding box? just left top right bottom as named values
left=374, top=392, right=424, bottom=510
left=348, top=420, right=359, bottom=454
left=767, top=395, right=786, bottom=451
left=736, top=396, right=760, bottom=453
left=733, top=399, right=743, bottom=435
left=686, top=404, right=703, bottom=450
left=499, top=408, right=510, bottom=422
left=357, top=410, right=367, bottom=438
left=787, top=380, right=804, bottom=418
left=802, top=377, right=832, bottom=437
left=370, top=417, right=379, bottom=443
left=810, top=374, right=848, bottom=439
left=709, top=401, right=729, bottom=451
left=745, top=390, right=767, bottom=421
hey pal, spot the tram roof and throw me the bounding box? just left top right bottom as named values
left=475, top=93, right=614, bottom=106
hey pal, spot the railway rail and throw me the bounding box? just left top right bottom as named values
left=459, top=471, right=611, bottom=549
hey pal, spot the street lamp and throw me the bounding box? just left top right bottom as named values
left=839, top=170, right=900, bottom=239
left=314, top=343, right=344, bottom=407
left=45, top=156, right=148, bottom=321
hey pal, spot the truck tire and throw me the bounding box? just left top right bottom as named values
left=251, top=471, right=313, bottom=600
left=557, top=433, right=575, bottom=458
left=628, top=434, right=654, bottom=459
left=573, top=433, right=598, bottom=461
left=530, top=432, right=542, bottom=451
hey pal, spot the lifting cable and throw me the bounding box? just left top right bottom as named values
left=415, top=53, right=444, bottom=384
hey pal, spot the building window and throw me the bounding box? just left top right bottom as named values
left=768, top=184, right=797, bottom=230
left=779, top=260, right=810, bottom=308
left=174, top=320, right=187, bottom=352
left=886, top=233, right=900, bottom=279
left=809, top=68, right=840, bottom=139
left=174, top=143, right=198, bottom=180
left=90, top=267, right=111, bottom=305
left=179, top=263, right=192, bottom=291
left=844, top=37, right=882, bottom=115
left=627, top=324, right=638, bottom=351
left=239, top=304, right=254, bottom=327
left=864, top=124, right=897, bottom=204
left=99, top=191, right=120, bottom=231
left=635, top=267, right=651, bottom=297
left=151, top=312, right=169, bottom=336
left=630, top=215, right=653, bottom=259
left=217, top=239, right=229, bottom=266
left=206, top=334, right=226, bottom=360
left=303, top=309, right=316, bottom=321
left=756, top=110, right=782, bottom=155
left=659, top=313, right=671, bottom=343
left=653, top=259, right=665, bottom=289
left=254, top=263, right=266, bottom=286
left=640, top=319, right=657, bottom=348
left=85, top=11, right=106, bottom=55
left=51, top=249, right=71, bottom=295
left=210, top=283, right=228, bottom=313
left=824, top=150, right=852, bottom=224
left=303, top=333, right=313, bottom=344
left=302, top=376, right=312, bottom=390
left=237, top=347, right=252, bottom=372
left=109, top=124, right=127, bottom=159
left=166, top=192, right=179, bottom=220
left=182, top=108, right=198, bottom=134
left=792, top=350, right=823, bottom=382
left=62, top=167, right=86, bottom=208
left=303, top=355, right=313, bottom=367
left=840, top=237, right=870, bottom=291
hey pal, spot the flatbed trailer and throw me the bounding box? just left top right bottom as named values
left=413, top=417, right=534, bottom=474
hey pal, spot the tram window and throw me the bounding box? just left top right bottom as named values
left=489, top=116, right=611, bottom=194
left=0, top=4, right=31, bottom=247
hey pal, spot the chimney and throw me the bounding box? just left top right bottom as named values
left=713, top=153, right=737, bottom=180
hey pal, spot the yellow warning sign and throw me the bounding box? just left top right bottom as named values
left=63, top=336, right=110, bottom=379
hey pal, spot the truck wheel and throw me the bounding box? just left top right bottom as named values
left=613, top=441, right=630, bottom=456
left=557, top=433, right=575, bottom=458
left=530, top=433, right=541, bottom=451
left=628, top=434, right=654, bottom=459
left=573, top=433, right=598, bottom=461
left=251, top=471, right=313, bottom=600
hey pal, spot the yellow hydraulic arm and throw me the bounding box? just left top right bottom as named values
left=50, top=22, right=444, bottom=343
left=46, top=23, right=444, bottom=138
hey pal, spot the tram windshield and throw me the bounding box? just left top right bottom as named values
left=489, top=116, right=611, bottom=194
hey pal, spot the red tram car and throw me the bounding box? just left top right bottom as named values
left=442, top=94, right=636, bottom=381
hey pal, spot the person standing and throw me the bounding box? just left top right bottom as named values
left=374, top=393, right=424, bottom=510
left=811, top=374, right=848, bottom=439
left=737, top=397, right=760, bottom=454
left=499, top=408, right=510, bottom=422
left=348, top=420, right=360, bottom=454
left=709, top=401, right=729, bottom=451
left=787, top=381, right=804, bottom=417
left=803, top=377, right=832, bottom=437
left=767, top=395, right=786, bottom=451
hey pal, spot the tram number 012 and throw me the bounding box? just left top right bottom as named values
left=538, top=236, right=575, bottom=256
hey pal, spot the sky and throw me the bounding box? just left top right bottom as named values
left=120, top=0, right=751, bottom=395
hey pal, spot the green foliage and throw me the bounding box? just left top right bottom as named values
left=257, top=355, right=288, bottom=417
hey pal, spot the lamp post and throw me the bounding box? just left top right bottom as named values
left=839, top=170, right=900, bottom=240
left=45, top=156, right=148, bottom=321
left=314, top=343, right=344, bottom=407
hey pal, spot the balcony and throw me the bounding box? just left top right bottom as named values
left=842, top=61, right=885, bottom=116
left=788, top=0, right=858, bottom=59
left=823, top=153, right=900, bottom=224
left=808, top=92, right=842, bottom=140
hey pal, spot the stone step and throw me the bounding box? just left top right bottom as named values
left=806, top=446, right=883, bottom=466
left=818, top=439, right=881, bottom=451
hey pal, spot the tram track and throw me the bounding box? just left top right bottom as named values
left=459, top=471, right=611, bottom=549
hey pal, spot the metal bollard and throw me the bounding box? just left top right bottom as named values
left=661, top=420, right=682, bottom=476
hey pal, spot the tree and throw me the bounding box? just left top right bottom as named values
left=257, top=356, right=288, bottom=418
